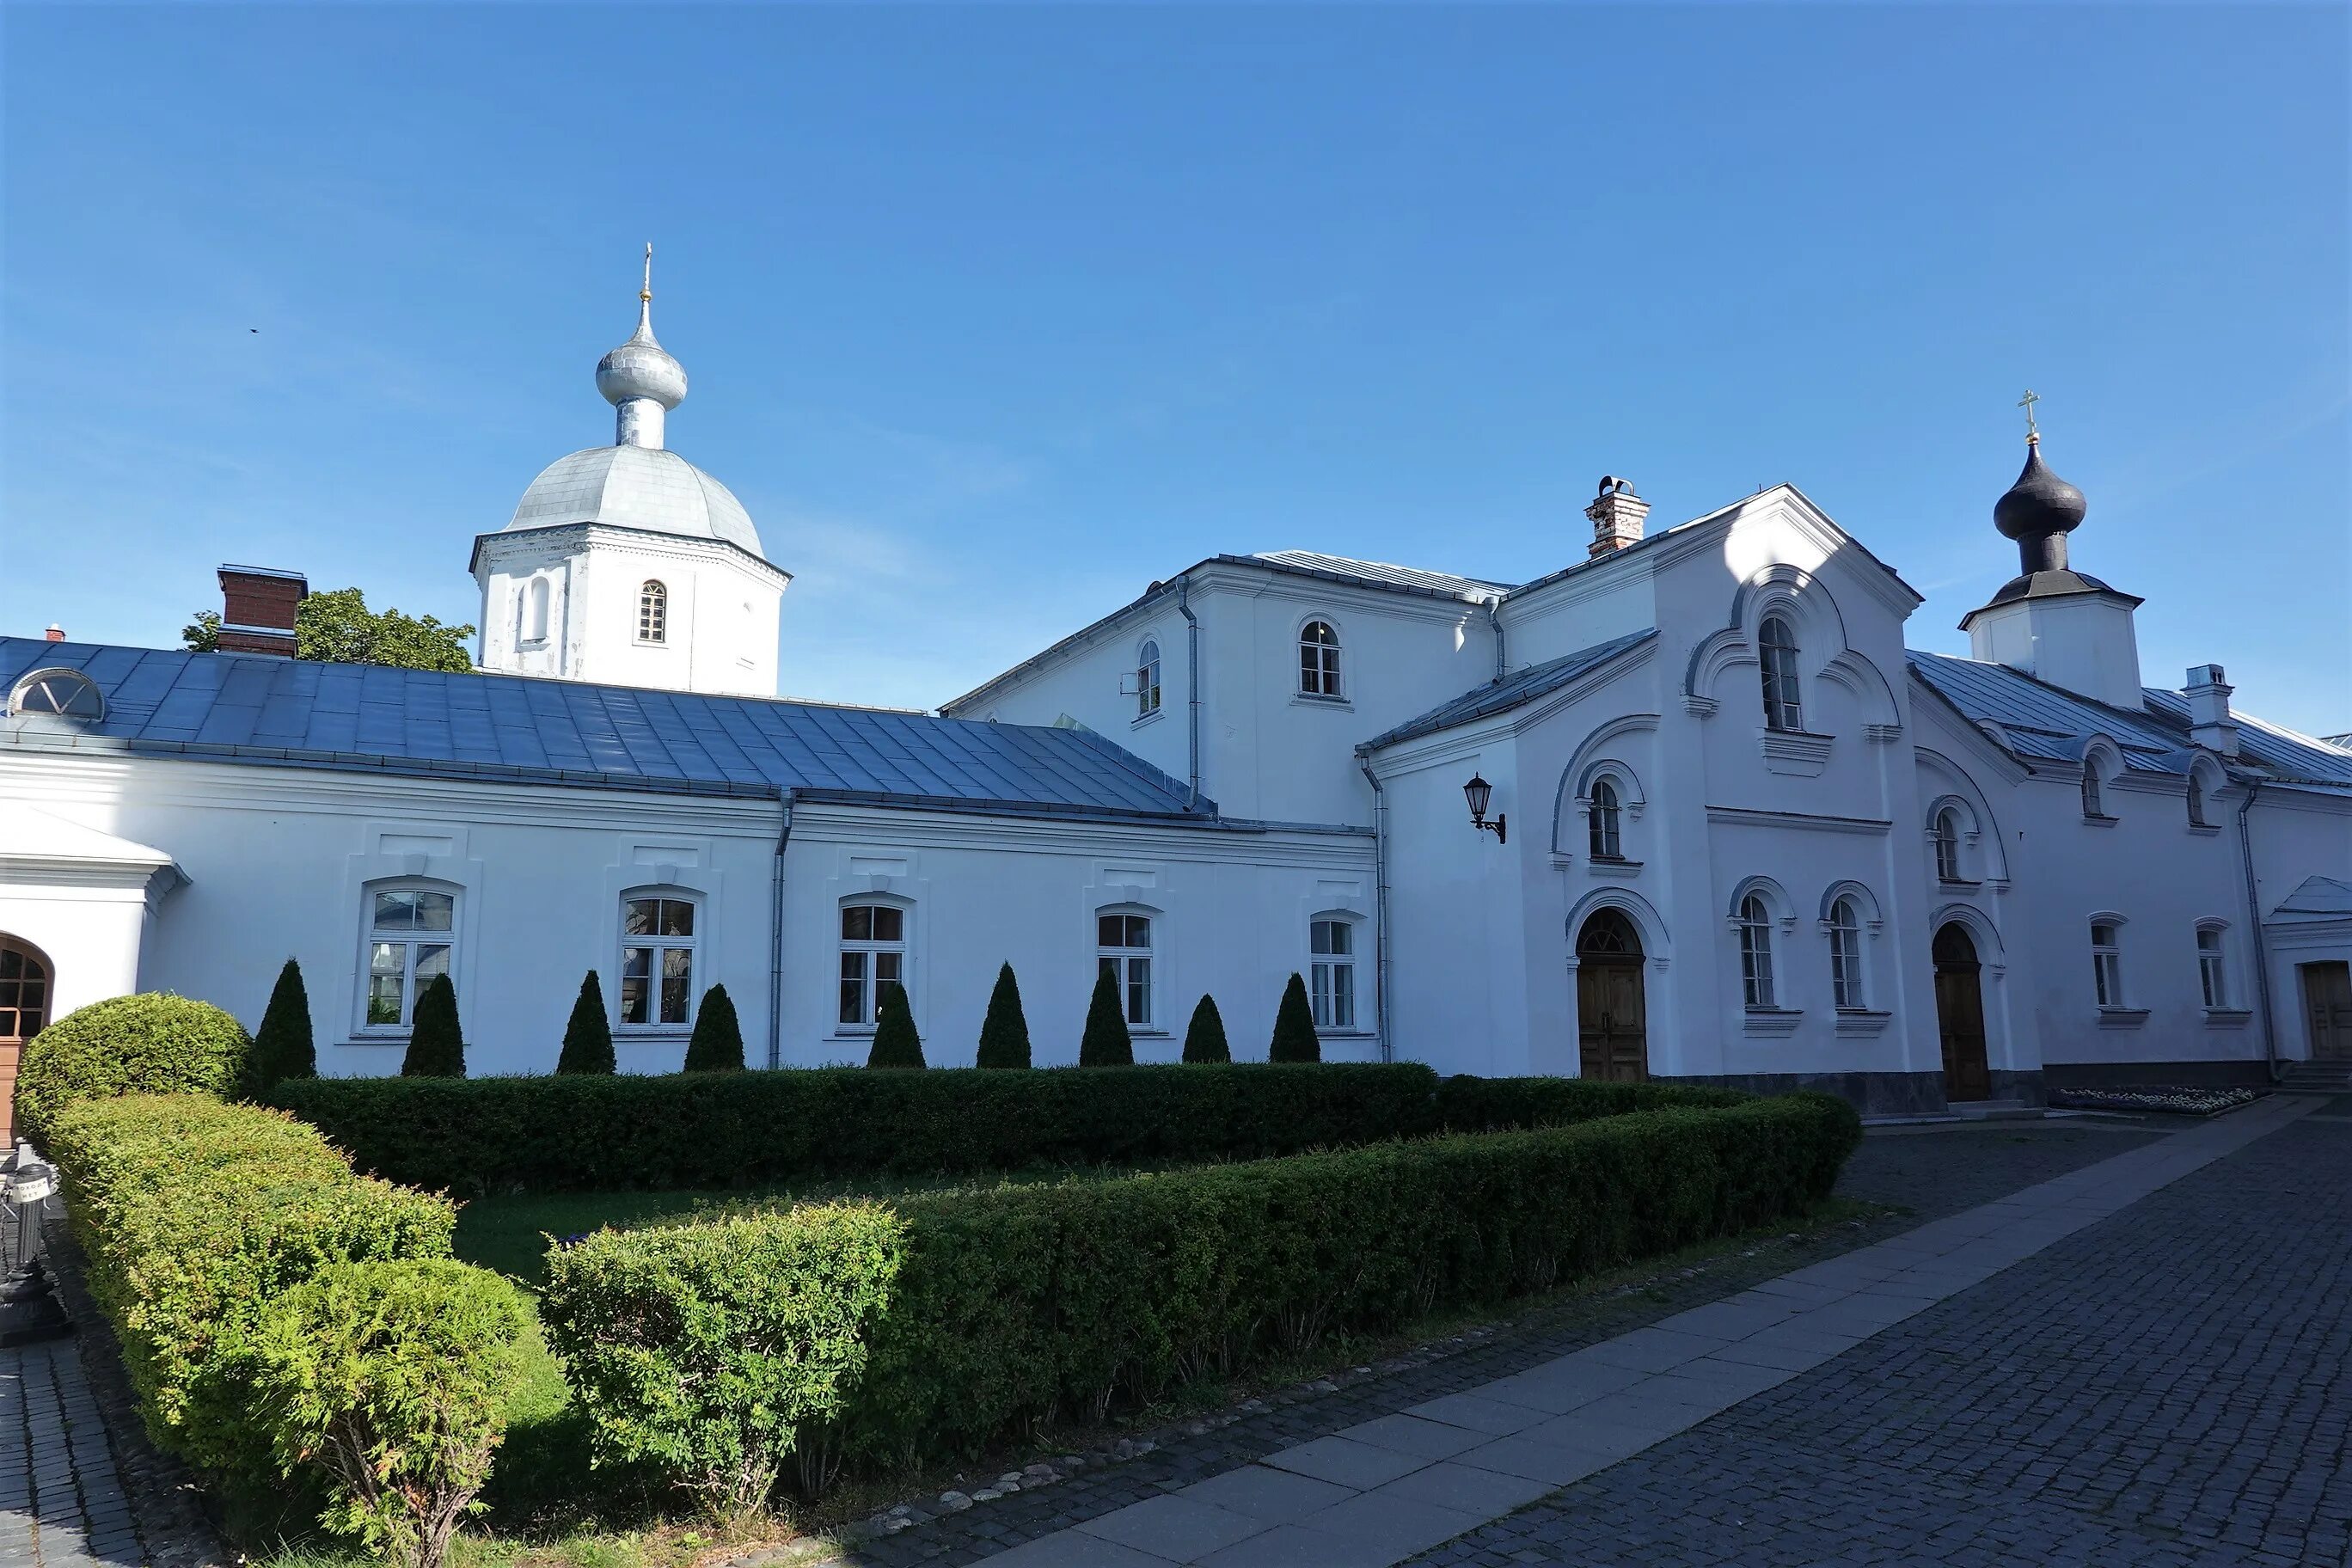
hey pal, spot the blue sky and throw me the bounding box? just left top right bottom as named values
left=4, top=5, right=2346, bottom=731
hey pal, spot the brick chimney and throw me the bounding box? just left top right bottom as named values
left=1586, top=476, right=1650, bottom=559
left=43, top=625, right=64, bottom=643
left=216, top=565, right=307, bottom=657
left=2184, top=664, right=2239, bottom=757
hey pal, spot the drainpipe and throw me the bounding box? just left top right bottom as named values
left=1177, top=576, right=1203, bottom=810
left=1357, top=756, right=1393, bottom=1063
left=2235, top=778, right=2280, bottom=1082
left=767, top=793, right=794, bottom=1069
left=1483, top=595, right=1506, bottom=683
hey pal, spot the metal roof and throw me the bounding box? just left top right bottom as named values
left=1908, top=652, right=2352, bottom=791
left=504, top=444, right=763, bottom=558
left=0, top=639, right=1213, bottom=820
left=1250, top=552, right=1516, bottom=601
left=1360, top=630, right=1658, bottom=752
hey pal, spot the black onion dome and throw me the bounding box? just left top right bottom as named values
left=1994, top=440, right=2087, bottom=542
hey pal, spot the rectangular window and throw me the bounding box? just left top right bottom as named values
left=2092, top=922, right=2123, bottom=1008
left=838, top=903, right=907, bottom=1028
left=620, top=896, right=696, bottom=1026
left=2197, top=928, right=2227, bottom=1008
left=363, top=888, right=454, bottom=1030
left=1097, top=913, right=1154, bottom=1026
left=1310, top=919, right=1356, bottom=1029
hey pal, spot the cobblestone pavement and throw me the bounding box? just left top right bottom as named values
left=811, top=1119, right=2165, bottom=1567
left=1408, top=1110, right=2352, bottom=1567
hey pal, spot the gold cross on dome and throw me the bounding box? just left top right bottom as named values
left=640, top=242, right=653, bottom=303
left=2018, top=389, right=2040, bottom=439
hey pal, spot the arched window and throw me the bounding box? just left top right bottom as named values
left=2081, top=760, right=2105, bottom=819
left=360, top=885, right=455, bottom=1032
left=638, top=580, right=669, bottom=645
left=0, top=937, right=52, bottom=1044
left=619, top=893, right=698, bottom=1028
left=1299, top=620, right=1343, bottom=698
left=1932, top=809, right=1963, bottom=883
left=2090, top=919, right=2124, bottom=1008
left=7, top=667, right=103, bottom=721
left=524, top=578, right=551, bottom=644
left=1828, top=896, right=1865, bottom=1010
left=2186, top=774, right=2208, bottom=828
left=2196, top=923, right=2229, bottom=1008
left=1309, top=916, right=1357, bottom=1029
left=1097, top=910, right=1155, bottom=1026
left=1737, top=893, right=1777, bottom=1008
left=838, top=902, right=908, bottom=1028
left=1136, top=640, right=1162, bottom=718
left=1758, top=616, right=1802, bottom=732
left=1589, top=778, right=1624, bottom=861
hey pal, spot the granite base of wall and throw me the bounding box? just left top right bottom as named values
left=2042, top=1059, right=2274, bottom=1090
left=1988, top=1069, right=2046, bottom=1106
left=1670, top=1069, right=1951, bottom=1118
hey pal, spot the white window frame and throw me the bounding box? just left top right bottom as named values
left=1096, top=906, right=1156, bottom=1029
left=1299, top=619, right=1344, bottom=699
left=2196, top=923, right=2229, bottom=1009
left=1136, top=639, right=1162, bottom=719
left=617, top=891, right=700, bottom=1031
left=1589, top=778, right=1624, bottom=861
left=1758, top=615, right=1803, bottom=732
left=1309, top=916, right=1358, bottom=1031
left=1828, top=896, right=1865, bottom=1010
left=357, top=883, right=457, bottom=1036
left=638, top=579, right=669, bottom=646
left=837, top=899, right=910, bottom=1032
left=1932, top=808, right=1963, bottom=883
left=1738, top=893, right=1777, bottom=1009
left=2091, top=920, right=2125, bottom=1008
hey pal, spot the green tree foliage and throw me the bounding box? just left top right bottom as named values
left=400, top=976, right=466, bottom=1078
left=866, top=983, right=925, bottom=1069
left=682, top=983, right=745, bottom=1073
left=254, top=1259, right=530, bottom=1568
left=15, top=993, right=253, bottom=1146
left=1268, top=972, right=1320, bottom=1063
left=974, top=964, right=1032, bottom=1069
left=555, top=972, right=616, bottom=1075
left=1079, top=966, right=1134, bottom=1067
left=1181, top=995, right=1230, bottom=1063
left=181, top=587, right=475, bottom=673
left=248, top=959, right=317, bottom=1095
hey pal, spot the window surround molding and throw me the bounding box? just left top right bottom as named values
left=1552, top=716, right=1658, bottom=863
left=836, top=891, right=916, bottom=1036
left=1926, top=798, right=1979, bottom=886
left=597, top=849, right=725, bottom=1043
left=1131, top=637, right=1164, bottom=726
left=2087, top=909, right=2146, bottom=1025
left=614, top=886, right=706, bottom=1034
left=338, top=826, right=486, bottom=1048
left=1816, top=880, right=1884, bottom=1021
left=2079, top=740, right=2122, bottom=823
left=1295, top=614, right=1347, bottom=705
left=1679, top=567, right=1902, bottom=753
left=636, top=579, right=671, bottom=646
left=820, top=857, right=930, bottom=1048
left=2194, top=919, right=2252, bottom=1025
left=1307, top=909, right=1366, bottom=1035
left=2184, top=756, right=2226, bottom=835
left=1728, top=876, right=1798, bottom=1029
left=519, top=575, right=552, bottom=647
left=1093, top=899, right=1166, bottom=1036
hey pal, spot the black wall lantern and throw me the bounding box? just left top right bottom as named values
left=1463, top=774, right=1506, bottom=844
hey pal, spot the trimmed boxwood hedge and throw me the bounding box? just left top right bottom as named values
left=542, top=1093, right=1861, bottom=1500
left=45, top=1094, right=457, bottom=1506
left=269, top=1063, right=1455, bottom=1195
left=15, top=992, right=253, bottom=1147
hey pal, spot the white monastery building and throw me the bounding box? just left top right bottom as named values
left=4, top=270, right=2349, bottom=1113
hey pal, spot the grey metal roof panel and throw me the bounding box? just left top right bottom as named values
left=1360, top=629, right=1658, bottom=752
left=0, top=639, right=1212, bottom=819
left=1251, top=551, right=1516, bottom=600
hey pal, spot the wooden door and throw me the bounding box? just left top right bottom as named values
left=2304, top=962, right=2352, bottom=1061
left=1575, top=910, right=1648, bottom=1082
left=0, top=938, right=54, bottom=1149
left=1932, top=922, right=1992, bottom=1102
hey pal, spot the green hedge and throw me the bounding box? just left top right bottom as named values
left=268, top=1063, right=1452, bottom=1195
left=1431, top=1073, right=1750, bottom=1130
left=541, top=1093, right=1860, bottom=1501
left=16, top=992, right=253, bottom=1147
left=45, top=1094, right=457, bottom=1501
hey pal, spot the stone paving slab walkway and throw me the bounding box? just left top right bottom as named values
left=956, top=1095, right=2318, bottom=1567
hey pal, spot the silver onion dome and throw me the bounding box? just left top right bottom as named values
left=596, top=246, right=687, bottom=446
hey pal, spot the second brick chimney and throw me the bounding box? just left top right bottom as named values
left=1586, top=476, right=1650, bottom=559
left=217, top=566, right=308, bottom=657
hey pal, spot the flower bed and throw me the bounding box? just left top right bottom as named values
left=2047, top=1084, right=2263, bottom=1117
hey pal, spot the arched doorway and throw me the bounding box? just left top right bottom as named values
left=1932, top=922, right=1991, bottom=1101
left=1576, top=909, right=1648, bottom=1082
left=0, top=936, right=53, bottom=1147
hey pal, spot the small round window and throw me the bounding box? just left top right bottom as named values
left=7, top=668, right=103, bottom=722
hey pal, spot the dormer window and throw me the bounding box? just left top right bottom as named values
left=1758, top=616, right=1802, bottom=732
left=7, top=667, right=103, bottom=722
left=2186, top=774, right=2208, bottom=828
left=1299, top=621, right=1343, bottom=699
left=638, top=580, right=668, bottom=645
left=2081, top=764, right=2104, bottom=819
